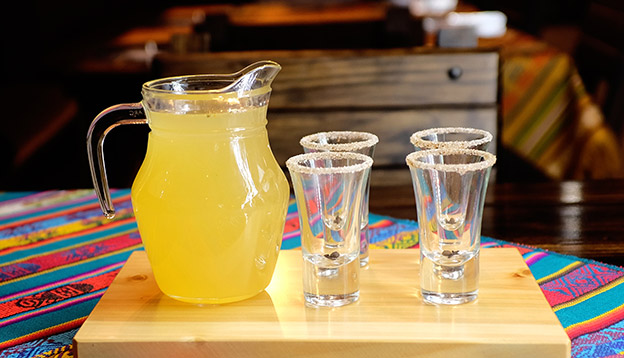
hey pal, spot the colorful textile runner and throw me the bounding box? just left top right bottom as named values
left=1, top=190, right=623, bottom=357
left=492, top=29, right=624, bottom=180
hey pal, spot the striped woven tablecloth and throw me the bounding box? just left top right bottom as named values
left=494, top=30, right=624, bottom=180
left=1, top=189, right=623, bottom=357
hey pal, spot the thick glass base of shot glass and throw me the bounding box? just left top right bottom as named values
left=420, top=252, right=479, bottom=305
left=304, top=291, right=360, bottom=307
left=421, top=289, right=478, bottom=305
left=303, top=251, right=360, bottom=308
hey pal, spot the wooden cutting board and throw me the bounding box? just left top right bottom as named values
left=73, top=249, right=570, bottom=357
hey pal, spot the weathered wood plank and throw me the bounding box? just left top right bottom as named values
left=153, top=48, right=500, bottom=108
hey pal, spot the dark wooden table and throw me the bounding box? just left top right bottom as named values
left=370, top=179, right=624, bottom=267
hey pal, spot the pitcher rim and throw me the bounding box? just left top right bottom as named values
left=142, top=60, right=281, bottom=95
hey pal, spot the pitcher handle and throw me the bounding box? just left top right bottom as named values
left=86, top=103, right=147, bottom=219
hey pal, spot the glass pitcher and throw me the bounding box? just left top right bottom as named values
left=86, top=61, right=289, bottom=304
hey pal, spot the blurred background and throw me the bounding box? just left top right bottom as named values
left=1, top=0, right=622, bottom=190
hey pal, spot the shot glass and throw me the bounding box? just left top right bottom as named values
left=406, top=148, right=496, bottom=305
left=410, top=127, right=492, bottom=151
left=286, top=152, right=373, bottom=307
left=300, top=131, right=379, bottom=268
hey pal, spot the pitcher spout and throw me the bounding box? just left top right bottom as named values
left=229, top=60, right=282, bottom=95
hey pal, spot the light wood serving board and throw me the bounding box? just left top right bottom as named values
left=73, top=249, right=570, bottom=357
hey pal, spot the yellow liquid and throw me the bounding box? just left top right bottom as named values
left=131, top=106, right=289, bottom=304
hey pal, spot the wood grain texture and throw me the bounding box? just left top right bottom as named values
left=73, top=249, right=570, bottom=358
left=154, top=48, right=500, bottom=109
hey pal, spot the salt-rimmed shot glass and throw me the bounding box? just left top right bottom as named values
left=299, top=131, right=378, bottom=268
left=406, top=148, right=496, bottom=305
left=286, top=151, right=373, bottom=307
left=410, top=127, right=492, bottom=151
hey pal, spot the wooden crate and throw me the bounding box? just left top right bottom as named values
left=74, top=249, right=570, bottom=358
